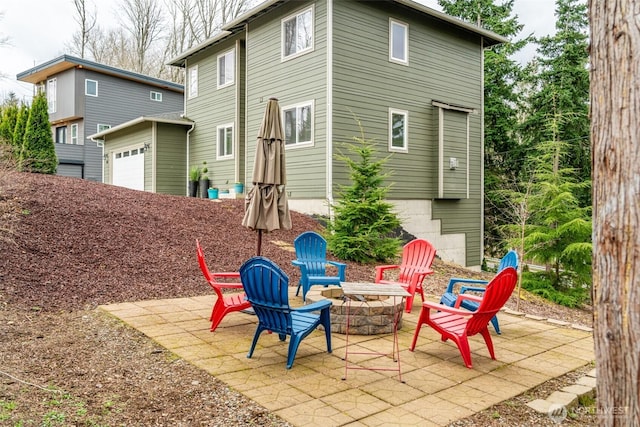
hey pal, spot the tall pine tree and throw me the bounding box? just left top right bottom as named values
left=521, top=0, right=590, bottom=205
left=19, top=93, right=57, bottom=174
left=438, top=0, right=529, bottom=255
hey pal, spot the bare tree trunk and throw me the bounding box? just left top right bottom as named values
left=120, top=0, right=164, bottom=74
left=590, top=0, right=640, bottom=425
left=72, top=0, right=97, bottom=58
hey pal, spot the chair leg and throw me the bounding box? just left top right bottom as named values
left=210, top=300, right=226, bottom=332
left=409, top=307, right=428, bottom=351
left=286, top=335, right=303, bottom=369
left=479, top=327, right=496, bottom=360
left=247, top=327, right=265, bottom=359
left=490, top=315, right=501, bottom=334
left=452, top=335, right=473, bottom=368
left=321, top=309, right=332, bottom=353
left=405, top=293, right=414, bottom=313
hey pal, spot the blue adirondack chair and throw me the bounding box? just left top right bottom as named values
left=291, top=231, right=346, bottom=302
left=439, top=250, right=518, bottom=334
left=239, top=256, right=333, bottom=369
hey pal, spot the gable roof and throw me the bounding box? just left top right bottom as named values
left=168, top=0, right=508, bottom=67
left=17, top=55, right=184, bottom=93
left=88, top=112, right=194, bottom=140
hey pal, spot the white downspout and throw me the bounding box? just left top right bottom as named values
left=326, top=0, right=334, bottom=218
left=480, top=38, right=485, bottom=265
left=184, top=59, right=192, bottom=196
left=186, top=123, right=195, bottom=196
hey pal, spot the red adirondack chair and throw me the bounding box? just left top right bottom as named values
left=374, top=239, right=436, bottom=313
left=409, top=267, right=518, bottom=368
left=196, top=239, right=252, bottom=332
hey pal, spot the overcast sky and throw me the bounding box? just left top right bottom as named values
left=0, top=0, right=559, bottom=102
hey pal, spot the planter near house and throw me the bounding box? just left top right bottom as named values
left=199, top=162, right=210, bottom=198
left=188, top=166, right=201, bottom=197
left=208, top=187, right=219, bottom=199
left=234, top=182, right=244, bottom=194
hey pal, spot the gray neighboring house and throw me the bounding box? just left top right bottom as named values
left=17, top=55, right=184, bottom=182
left=93, top=0, right=507, bottom=269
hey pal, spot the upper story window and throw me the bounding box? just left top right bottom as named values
left=70, top=123, right=79, bottom=145
left=389, top=108, right=408, bottom=152
left=188, top=65, right=198, bottom=99
left=150, top=91, right=162, bottom=102
left=283, top=100, right=313, bottom=147
left=282, top=6, right=313, bottom=60
left=217, top=49, right=235, bottom=88
left=217, top=123, right=234, bottom=159
left=389, top=19, right=408, bottom=65
left=85, top=79, right=98, bottom=96
left=55, top=126, right=66, bottom=144
left=97, top=124, right=111, bottom=133
left=47, top=78, right=57, bottom=113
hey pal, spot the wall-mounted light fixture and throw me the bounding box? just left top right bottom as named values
left=143, top=142, right=151, bottom=152
left=449, top=157, right=458, bottom=170
left=103, top=153, right=109, bottom=164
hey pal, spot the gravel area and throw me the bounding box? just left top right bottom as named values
left=0, top=170, right=593, bottom=425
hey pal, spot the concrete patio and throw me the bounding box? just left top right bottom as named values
left=99, top=289, right=594, bottom=426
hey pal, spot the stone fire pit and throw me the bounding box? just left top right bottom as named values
left=305, top=285, right=405, bottom=335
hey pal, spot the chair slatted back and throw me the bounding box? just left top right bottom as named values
left=465, top=267, right=518, bottom=335
left=240, top=256, right=293, bottom=335
left=294, top=231, right=329, bottom=276
left=498, top=250, right=519, bottom=272
left=397, top=239, right=436, bottom=284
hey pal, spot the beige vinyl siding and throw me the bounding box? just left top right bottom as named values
left=245, top=0, right=327, bottom=198
left=156, top=123, right=187, bottom=195
left=332, top=0, right=483, bottom=266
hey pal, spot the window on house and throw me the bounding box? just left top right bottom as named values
left=55, top=126, right=66, bottom=144
left=217, top=49, right=235, bottom=88
left=70, top=124, right=78, bottom=145
left=389, top=109, right=408, bottom=152
left=217, top=123, right=233, bottom=159
left=188, top=66, right=198, bottom=99
left=97, top=124, right=111, bottom=133
left=390, top=19, right=408, bottom=64
left=283, top=101, right=313, bottom=147
left=85, top=79, right=98, bottom=96
left=150, top=91, right=162, bottom=101
left=282, top=6, right=313, bottom=59
left=47, top=78, right=57, bottom=113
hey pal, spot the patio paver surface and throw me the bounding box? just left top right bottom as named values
left=100, top=289, right=594, bottom=427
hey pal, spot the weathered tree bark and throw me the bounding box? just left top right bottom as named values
left=589, top=0, right=640, bottom=425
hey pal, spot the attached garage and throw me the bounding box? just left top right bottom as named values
left=88, top=112, right=193, bottom=195
left=112, top=147, right=145, bottom=191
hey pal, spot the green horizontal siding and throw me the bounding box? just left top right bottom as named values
left=156, top=123, right=188, bottom=195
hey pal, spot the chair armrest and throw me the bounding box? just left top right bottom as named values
left=460, top=285, right=488, bottom=294
left=327, top=261, right=347, bottom=281
left=211, top=272, right=241, bottom=279
left=375, top=265, right=399, bottom=283
left=291, top=260, right=309, bottom=275
left=295, top=299, right=332, bottom=313
left=422, top=300, right=472, bottom=316
left=454, top=293, right=483, bottom=308
left=444, top=277, right=489, bottom=293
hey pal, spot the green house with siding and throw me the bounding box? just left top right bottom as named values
left=96, top=0, right=506, bottom=269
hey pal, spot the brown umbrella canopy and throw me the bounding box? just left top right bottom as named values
left=242, top=98, right=291, bottom=254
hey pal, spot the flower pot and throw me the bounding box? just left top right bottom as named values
left=188, top=181, right=199, bottom=197
left=199, top=179, right=210, bottom=198
left=234, top=183, right=244, bottom=194
left=208, top=188, right=219, bottom=199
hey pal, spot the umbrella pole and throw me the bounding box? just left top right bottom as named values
left=257, top=229, right=262, bottom=256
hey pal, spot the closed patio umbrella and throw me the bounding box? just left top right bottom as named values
left=242, top=97, right=291, bottom=255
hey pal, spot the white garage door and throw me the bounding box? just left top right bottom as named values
left=113, top=147, right=144, bottom=191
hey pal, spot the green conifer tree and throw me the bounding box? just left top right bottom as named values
left=19, top=93, right=57, bottom=174
left=325, top=125, right=401, bottom=263
left=0, top=103, right=18, bottom=144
